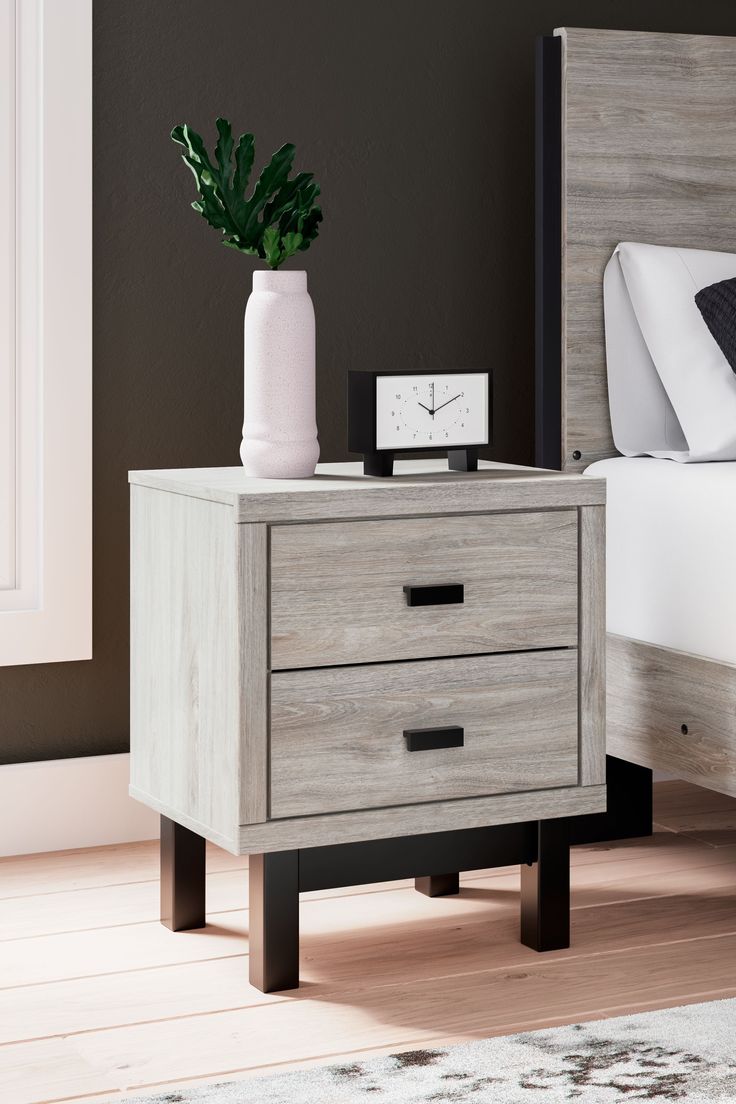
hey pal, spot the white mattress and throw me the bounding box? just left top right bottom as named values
left=585, top=457, right=736, bottom=665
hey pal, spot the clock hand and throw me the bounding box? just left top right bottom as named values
left=433, top=393, right=462, bottom=414
left=416, top=401, right=433, bottom=414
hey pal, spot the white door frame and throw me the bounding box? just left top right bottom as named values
left=0, top=0, right=92, bottom=665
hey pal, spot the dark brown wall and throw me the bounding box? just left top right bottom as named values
left=1, top=0, right=735, bottom=763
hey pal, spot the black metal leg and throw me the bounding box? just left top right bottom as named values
left=249, top=851, right=300, bottom=993
left=448, top=447, right=478, bottom=472
left=160, top=815, right=206, bottom=932
left=415, top=873, right=460, bottom=897
left=520, top=818, right=570, bottom=952
left=568, top=755, right=654, bottom=845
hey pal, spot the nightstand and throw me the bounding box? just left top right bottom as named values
left=129, top=460, right=606, bottom=992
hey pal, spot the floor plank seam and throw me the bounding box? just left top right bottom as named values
left=0, top=868, right=250, bottom=903
left=0, top=997, right=293, bottom=1047
left=484, top=985, right=736, bottom=1037
left=0, top=908, right=248, bottom=944
left=0, top=952, right=250, bottom=994
left=59, top=1032, right=472, bottom=1103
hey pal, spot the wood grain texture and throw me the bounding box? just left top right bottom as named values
left=237, top=523, right=268, bottom=824
left=130, top=487, right=268, bottom=845
left=127, top=788, right=238, bottom=852
left=558, top=27, right=736, bottom=471
left=8, top=883, right=736, bottom=1047
left=578, top=506, right=606, bottom=785
left=270, top=651, right=579, bottom=817
left=607, top=634, right=736, bottom=798
left=237, top=786, right=606, bottom=854
left=271, top=512, right=579, bottom=669
left=129, top=460, right=605, bottom=521
left=58, top=932, right=736, bottom=1096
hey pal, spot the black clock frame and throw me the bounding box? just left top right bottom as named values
left=348, top=367, right=493, bottom=477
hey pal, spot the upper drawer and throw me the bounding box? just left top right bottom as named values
left=270, top=512, right=578, bottom=670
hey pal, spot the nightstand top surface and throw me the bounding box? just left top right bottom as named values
left=129, top=460, right=605, bottom=523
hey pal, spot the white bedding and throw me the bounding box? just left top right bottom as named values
left=585, top=457, right=736, bottom=665
left=604, top=242, right=736, bottom=461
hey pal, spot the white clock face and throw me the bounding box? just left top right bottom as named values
left=375, top=373, right=489, bottom=451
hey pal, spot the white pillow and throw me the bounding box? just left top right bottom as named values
left=604, top=249, right=688, bottom=459
left=606, top=241, right=736, bottom=461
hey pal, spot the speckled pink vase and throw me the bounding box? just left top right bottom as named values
left=240, top=269, right=320, bottom=478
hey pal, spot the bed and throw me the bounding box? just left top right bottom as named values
left=536, top=27, right=736, bottom=816
left=589, top=458, right=736, bottom=797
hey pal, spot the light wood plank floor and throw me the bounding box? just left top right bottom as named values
left=3, top=780, right=736, bottom=1104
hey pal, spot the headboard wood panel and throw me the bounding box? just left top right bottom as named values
left=557, top=27, right=736, bottom=472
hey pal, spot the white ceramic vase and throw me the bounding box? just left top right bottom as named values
left=240, top=269, right=320, bottom=478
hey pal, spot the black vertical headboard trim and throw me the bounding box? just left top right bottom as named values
left=534, top=34, right=562, bottom=471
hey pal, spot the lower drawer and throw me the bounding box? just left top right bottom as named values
left=270, top=650, right=578, bottom=818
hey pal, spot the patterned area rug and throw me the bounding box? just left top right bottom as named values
left=120, top=998, right=736, bottom=1102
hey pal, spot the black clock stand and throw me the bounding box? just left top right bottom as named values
left=448, top=446, right=479, bottom=473
left=362, top=447, right=478, bottom=478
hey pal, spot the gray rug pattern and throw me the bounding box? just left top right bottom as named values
left=120, top=997, right=736, bottom=1102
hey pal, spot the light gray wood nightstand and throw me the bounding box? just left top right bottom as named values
left=129, top=460, right=606, bottom=992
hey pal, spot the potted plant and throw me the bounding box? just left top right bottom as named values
left=171, top=118, right=323, bottom=478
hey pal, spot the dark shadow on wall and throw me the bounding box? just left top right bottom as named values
left=2, top=0, right=736, bottom=763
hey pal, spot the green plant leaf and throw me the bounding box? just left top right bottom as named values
left=233, top=131, right=255, bottom=197
left=241, top=143, right=295, bottom=238
left=262, top=172, right=313, bottom=227
left=298, top=206, right=323, bottom=249
left=214, top=117, right=234, bottom=186
left=191, top=196, right=227, bottom=232
left=172, top=120, right=322, bottom=266
left=177, top=124, right=213, bottom=172
left=281, top=231, right=304, bottom=261
left=262, top=225, right=283, bottom=268
left=222, top=239, right=260, bottom=255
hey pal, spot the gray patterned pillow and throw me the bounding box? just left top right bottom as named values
left=695, top=276, right=736, bottom=374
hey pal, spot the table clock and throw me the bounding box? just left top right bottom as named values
left=348, top=368, right=492, bottom=476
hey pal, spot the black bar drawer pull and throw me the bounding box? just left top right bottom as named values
left=404, top=726, right=465, bottom=752
left=403, top=583, right=464, bottom=607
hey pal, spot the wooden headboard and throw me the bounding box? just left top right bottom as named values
left=536, top=27, right=736, bottom=473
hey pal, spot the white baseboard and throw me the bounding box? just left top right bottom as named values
left=0, top=752, right=680, bottom=860
left=0, top=752, right=159, bottom=857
